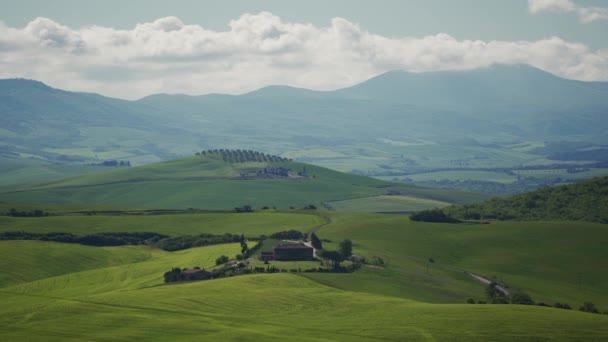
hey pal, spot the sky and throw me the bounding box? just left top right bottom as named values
left=1, top=0, right=607, bottom=99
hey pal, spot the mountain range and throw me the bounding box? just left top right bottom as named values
left=2, top=64, right=607, bottom=173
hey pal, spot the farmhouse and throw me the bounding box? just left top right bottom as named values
left=274, top=244, right=314, bottom=261
left=258, top=244, right=314, bottom=261
left=181, top=267, right=212, bottom=281
left=258, top=167, right=290, bottom=177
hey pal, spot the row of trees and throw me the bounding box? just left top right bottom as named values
left=1, top=230, right=308, bottom=252
left=409, top=208, right=461, bottom=223
left=234, top=205, right=254, bottom=213
left=317, top=238, right=353, bottom=270
left=196, top=149, right=292, bottom=163
left=6, top=208, right=48, bottom=217
left=154, top=233, right=243, bottom=251
left=91, top=160, right=131, bottom=167
left=0, top=231, right=168, bottom=246
left=469, top=283, right=606, bottom=314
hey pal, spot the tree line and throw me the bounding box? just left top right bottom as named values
left=443, top=176, right=608, bottom=223
left=195, top=149, right=292, bottom=163
left=0, top=231, right=167, bottom=246
left=0, top=230, right=307, bottom=252
left=6, top=208, right=49, bottom=217
left=409, top=176, right=608, bottom=224
left=467, top=283, right=607, bottom=315
left=91, top=160, right=131, bottom=167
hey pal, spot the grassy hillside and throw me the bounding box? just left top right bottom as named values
left=311, top=213, right=608, bottom=308
left=444, top=176, right=608, bottom=223
left=0, top=157, right=112, bottom=187
left=327, top=195, right=451, bottom=212
left=0, top=211, right=325, bottom=237
left=0, top=241, right=606, bottom=341
left=0, top=154, right=488, bottom=210
left=0, top=241, right=153, bottom=287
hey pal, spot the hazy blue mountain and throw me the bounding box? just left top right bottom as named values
left=139, top=64, right=608, bottom=139
left=0, top=79, right=200, bottom=163
left=2, top=65, right=607, bottom=173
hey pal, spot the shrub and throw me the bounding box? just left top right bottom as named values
left=163, top=268, right=182, bottom=283
left=410, top=208, right=461, bottom=223
left=511, top=291, right=534, bottom=305
left=579, top=302, right=599, bottom=314
left=215, top=255, right=229, bottom=265
left=466, top=298, right=475, bottom=304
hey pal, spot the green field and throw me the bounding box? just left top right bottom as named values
left=0, top=155, right=489, bottom=211
left=1, top=206, right=607, bottom=340
left=328, top=195, right=451, bottom=212
left=0, top=158, right=607, bottom=340
left=1, top=238, right=607, bottom=341
left=0, top=211, right=325, bottom=237
left=0, top=157, right=111, bottom=187
left=313, top=213, right=608, bottom=308
left=0, top=241, right=153, bottom=287
left=396, top=170, right=519, bottom=184
left=512, top=168, right=608, bottom=181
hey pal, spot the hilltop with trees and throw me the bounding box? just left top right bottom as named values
left=421, top=177, right=608, bottom=223
left=196, top=149, right=291, bottom=163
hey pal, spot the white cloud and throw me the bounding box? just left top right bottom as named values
left=577, top=6, right=608, bottom=23
left=528, top=0, right=576, bottom=13
left=528, top=0, right=608, bottom=23
left=0, top=13, right=607, bottom=99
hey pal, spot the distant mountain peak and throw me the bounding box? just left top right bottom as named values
left=0, top=78, right=52, bottom=91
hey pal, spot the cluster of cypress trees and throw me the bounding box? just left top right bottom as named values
left=196, top=149, right=292, bottom=163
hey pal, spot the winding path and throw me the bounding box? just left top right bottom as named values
left=466, top=272, right=509, bottom=296
left=303, top=212, right=332, bottom=258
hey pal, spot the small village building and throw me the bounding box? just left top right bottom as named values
left=181, top=267, right=212, bottom=281
left=273, top=244, right=314, bottom=261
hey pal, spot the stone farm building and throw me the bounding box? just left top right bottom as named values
left=259, top=244, right=314, bottom=261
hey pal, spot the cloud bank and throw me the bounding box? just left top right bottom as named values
left=0, top=13, right=607, bottom=99
left=528, top=0, right=608, bottom=23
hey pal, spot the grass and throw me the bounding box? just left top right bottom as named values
left=1, top=243, right=241, bottom=298
left=314, top=213, right=608, bottom=307
left=397, top=170, right=518, bottom=184
left=0, top=157, right=110, bottom=187
left=0, top=211, right=607, bottom=340
left=0, top=155, right=488, bottom=210
left=0, top=211, right=325, bottom=237
left=512, top=168, right=608, bottom=181
left=1, top=271, right=606, bottom=341
left=328, top=195, right=451, bottom=212
left=0, top=240, right=153, bottom=287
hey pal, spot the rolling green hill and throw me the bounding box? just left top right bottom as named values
left=2, top=272, right=606, bottom=341
left=0, top=211, right=325, bottom=237
left=444, top=176, right=608, bottom=223
left=311, top=213, right=608, bottom=308
left=1, top=213, right=607, bottom=340
left=0, top=153, right=488, bottom=211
